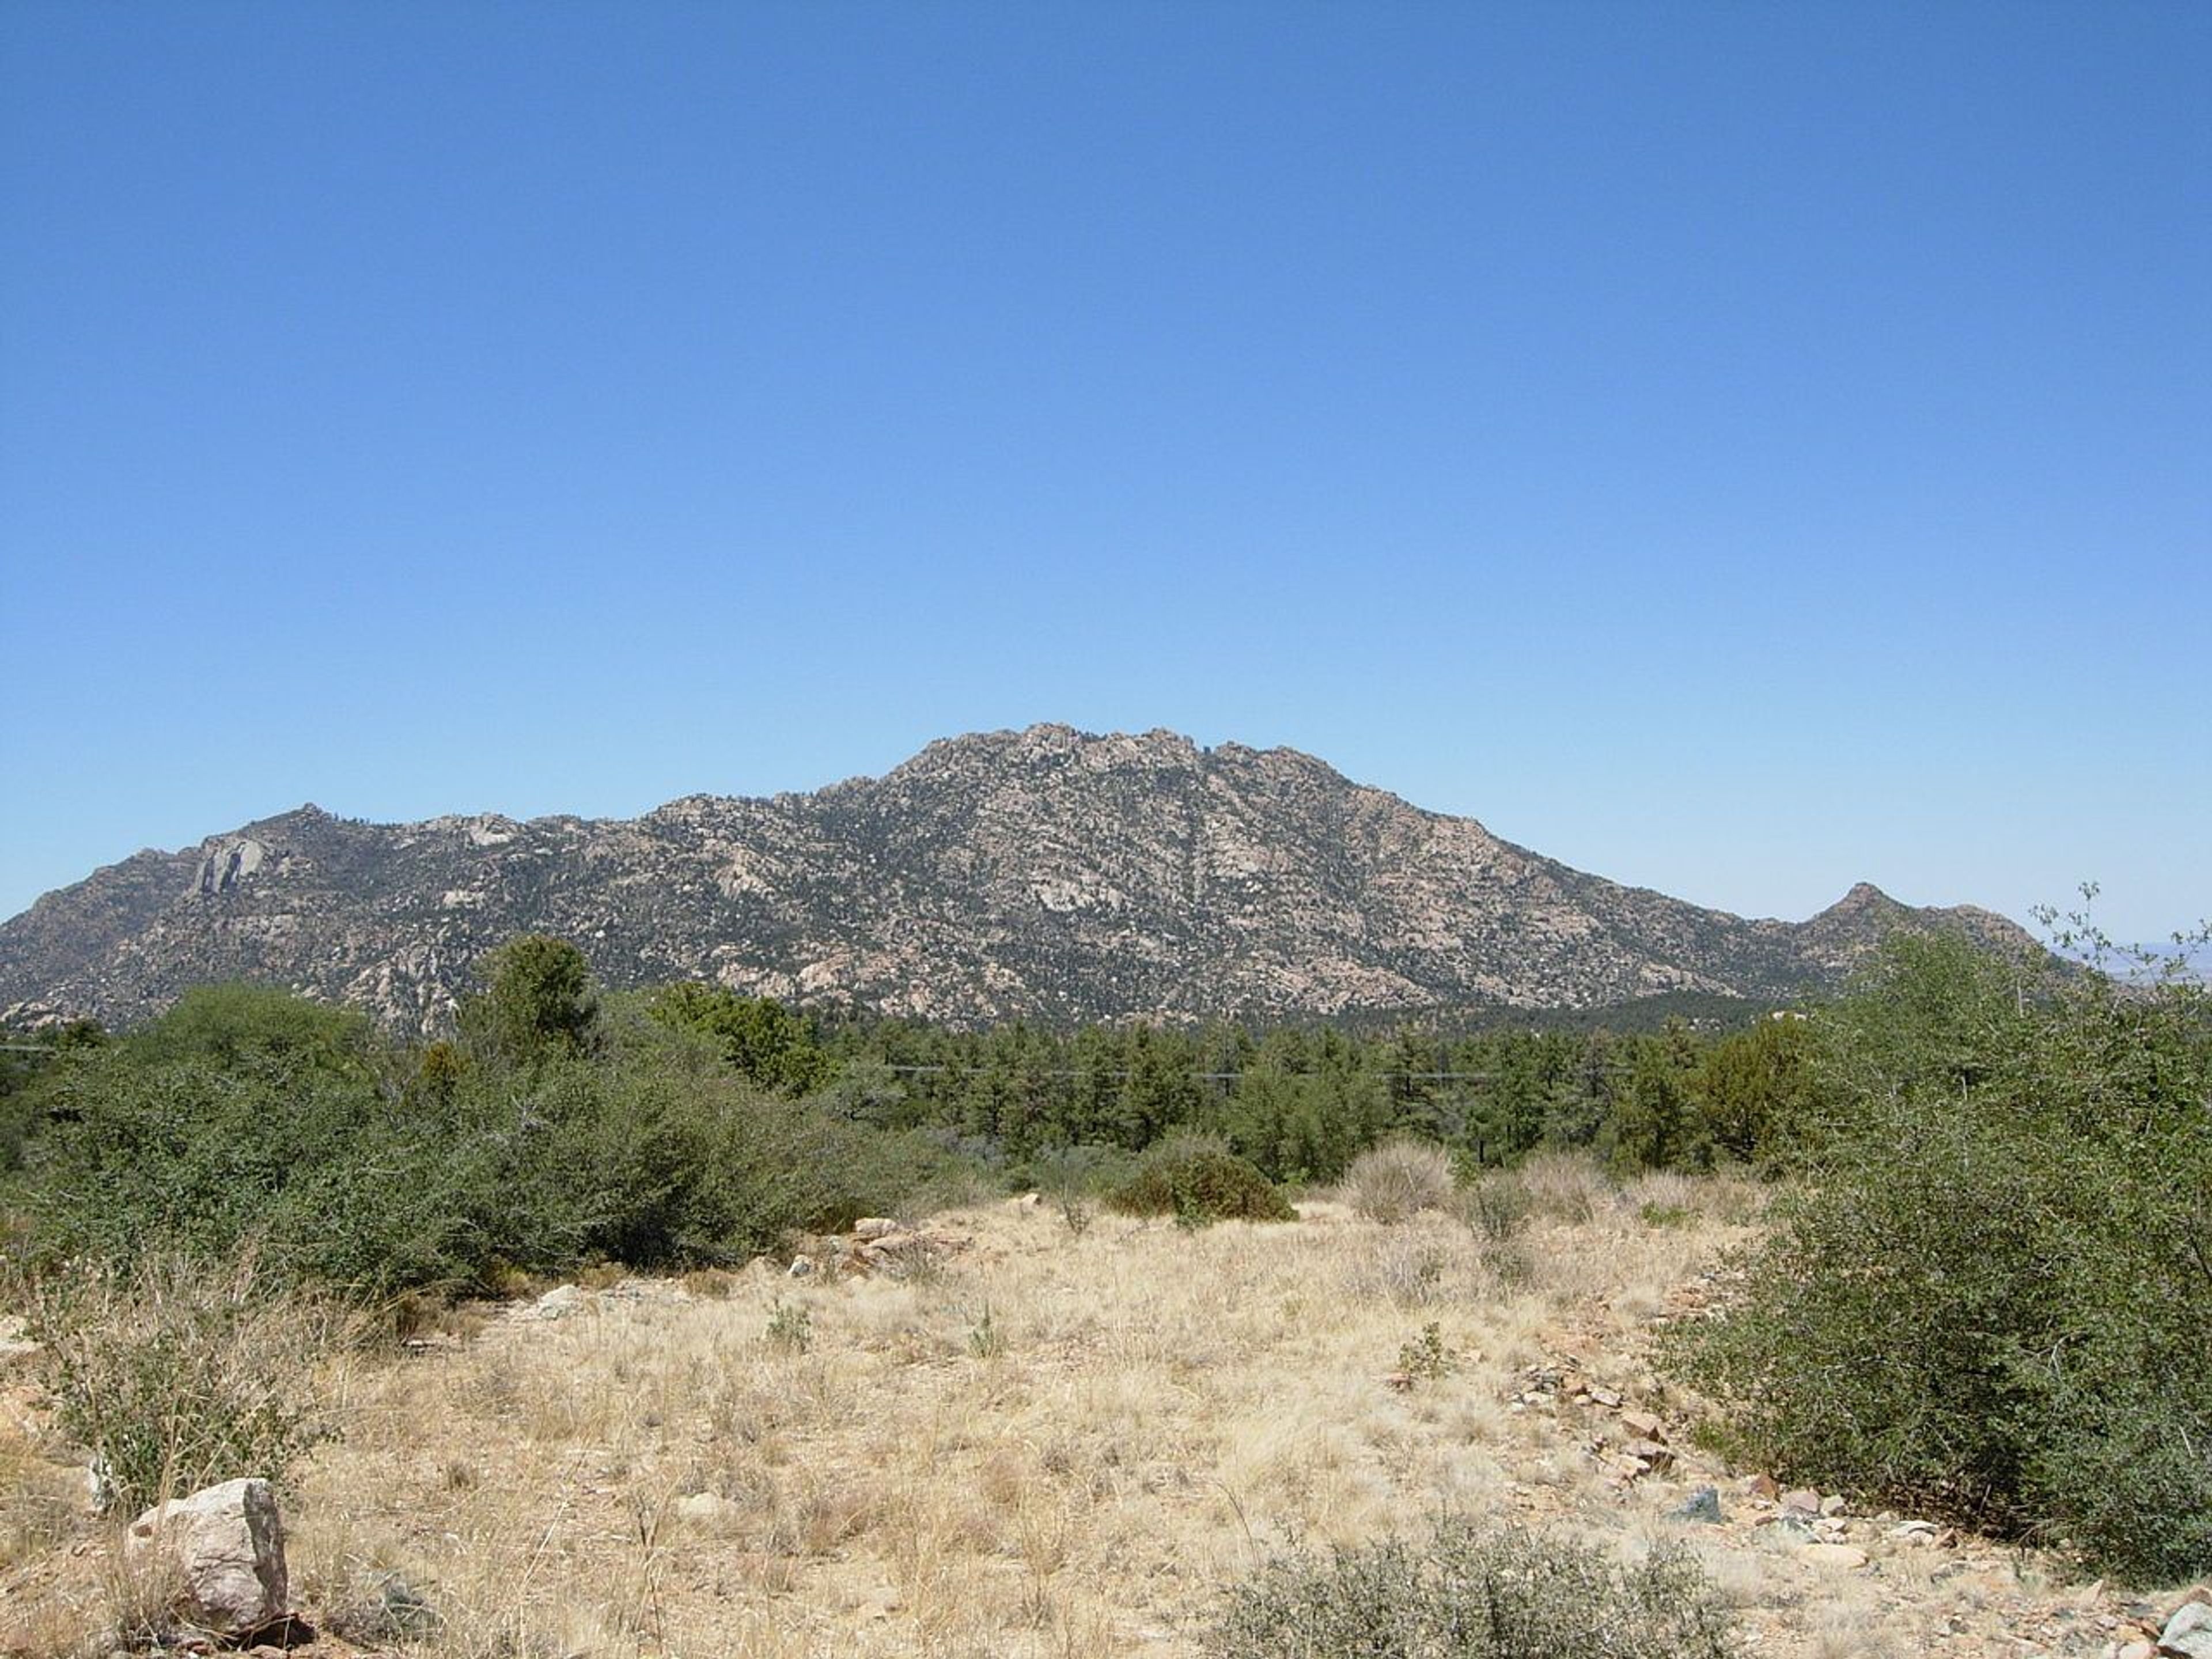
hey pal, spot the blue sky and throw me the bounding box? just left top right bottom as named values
left=2, top=2, right=2206, bottom=944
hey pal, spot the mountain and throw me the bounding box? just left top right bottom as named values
left=0, top=725, right=2036, bottom=1032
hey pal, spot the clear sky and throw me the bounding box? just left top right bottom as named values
left=2, top=2, right=2206, bottom=944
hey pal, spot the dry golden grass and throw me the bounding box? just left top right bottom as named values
left=0, top=1160, right=2146, bottom=1657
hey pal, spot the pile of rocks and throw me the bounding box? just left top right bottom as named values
left=787, top=1217, right=964, bottom=1279
left=1510, top=1363, right=1677, bottom=1482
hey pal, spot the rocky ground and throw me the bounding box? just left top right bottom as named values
left=1, top=1167, right=2204, bottom=1657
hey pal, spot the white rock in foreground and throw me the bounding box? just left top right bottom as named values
left=2162, top=1600, right=2212, bottom=1659
left=124, top=1477, right=288, bottom=1637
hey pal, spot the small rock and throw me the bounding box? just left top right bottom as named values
left=1800, top=1543, right=1869, bottom=1570
left=330, top=1572, right=438, bottom=1643
left=1820, top=1493, right=1849, bottom=1517
left=1621, top=1437, right=1673, bottom=1472
left=1620, top=1408, right=1665, bottom=1440
left=2119, top=1642, right=2156, bottom=1659
left=786, top=1256, right=815, bottom=1278
left=1745, top=1472, right=1780, bottom=1501
left=677, top=1492, right=736, bottom=1524
left=1588, top=1386, right=1623, bottom=1408
left=1672, top=1486, right=1724, bottom=1524
left=853, top=1217, right=902, bottom=1240
left=525, top=1284, right=585, bottom=1320
left=2161, top=1601, right=2212, bottom=1659
left=1781, top=1487, right=1823, bottom=1516
left=124, top=1478, right=288, bottom=1639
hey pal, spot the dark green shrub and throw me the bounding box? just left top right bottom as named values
left=13, top=980, right=972, bottom=1300
left=1690, top=1014, right=1824, bottom=1167
left=641, top=983, right=831, bottom=1094
left=1109, top=1134, right=1294, bottom=1225
left=1665, top=930, right=2212, bottom=1583
left=1208, top=1516, right=1736, bottom=1658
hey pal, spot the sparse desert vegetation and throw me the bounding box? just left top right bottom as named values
left=0, top=919, right=2206, bottom=1656
left=3, top=1169, right=2195, bottom=1657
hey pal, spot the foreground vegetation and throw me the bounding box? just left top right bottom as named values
left=0, top=935, right=1808, bottom=1302
left=1, top=907, right=2207, bottom=1639
left=1665, top=926, right=2212, bottom=1583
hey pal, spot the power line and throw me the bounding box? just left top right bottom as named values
left=863, top=1063, right=1626, bottom=1083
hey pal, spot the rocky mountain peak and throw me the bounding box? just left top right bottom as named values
left=0, top=729, right=2037, bottom=1032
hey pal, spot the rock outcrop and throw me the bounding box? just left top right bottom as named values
left=0, top=725, right=2037, bottom=1031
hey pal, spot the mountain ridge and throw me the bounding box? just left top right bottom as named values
left=0, top=724, right=2034, bottom=1031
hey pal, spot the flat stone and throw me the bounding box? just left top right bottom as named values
left=1620, top=1408, right=1664, bottom=1440
left=1800, top=1543, right=1868, bottom=1570
left=1781, top=1486, right=1823, bottom=1516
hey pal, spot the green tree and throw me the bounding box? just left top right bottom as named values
left=461, top=935, right=600, bottom=1066
left=1666, top=926, right=2212, bottom=1582
left=1610, top=1022, right=1703, bottom=1171
left=1691, top=1014, right=1821, bottom=1165
left=642, top=983, right=830, bottom=1094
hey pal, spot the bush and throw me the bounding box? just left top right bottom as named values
left=19, top=1251, right=340, bottom=1515
left=1664, top=930, right=2212, bottom=1583
left=1208, top=1515, right=1737, bottom=1658
left=1028, top=1142, right=1132, bottom=1236
left=1455, top=1171, right=1532, bottom=1243
left=1343, top=1137, right=1455, bottom=1224
left=1510, top=1150, right=1615, bottom=1224
left=12, top=980, right=974, bottom=1299
left=1109, top=1134, right=1295, bottom=1225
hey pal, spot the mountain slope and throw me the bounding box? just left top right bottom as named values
left=0, top=725, right=2035, bottom=1030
